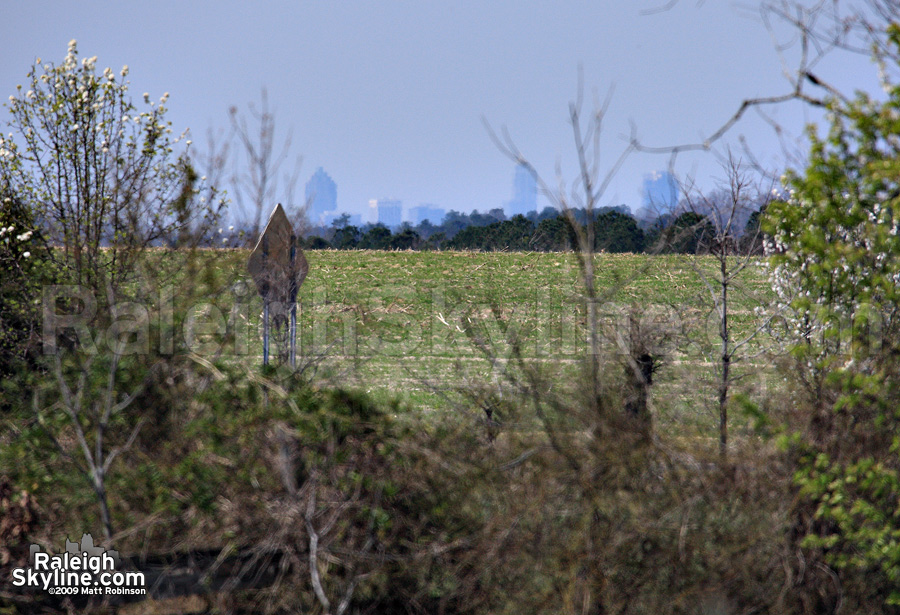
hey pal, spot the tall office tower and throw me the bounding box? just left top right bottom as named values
left=409, top=204, right=446, bottom=225
left=506, top=163, right=537, bottom=217
left=305, top=168, right=337, bottom=225
left=642, top=171, right=678, bottom=212
left=370, top=198, right=403, bottom=229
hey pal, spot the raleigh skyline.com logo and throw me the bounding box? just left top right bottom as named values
left=11, top=533, right=145, bottom=597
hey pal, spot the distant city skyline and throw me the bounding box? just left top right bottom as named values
left=302, top=164, right=545, bottom=228
left=2, top=3, right=881, bottom=233
left=302, top=163, right=698, bottom=229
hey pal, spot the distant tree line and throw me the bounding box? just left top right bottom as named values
left=300, top=204, right=764, bottom=254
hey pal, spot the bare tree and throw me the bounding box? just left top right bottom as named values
left=38, top=330, right=147, bottom=542
left=228, top=88, right=306, bottom=240
left=485, top=80, right=639, bottom=417
left=628, top=0, right=890, bottom=191
left=679, top=155, right=781, bottom=458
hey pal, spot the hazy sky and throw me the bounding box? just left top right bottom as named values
left=1, top=1, right=881, bottom=221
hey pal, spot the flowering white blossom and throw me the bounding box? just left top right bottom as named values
left=2, top=40, right=219, bottom=284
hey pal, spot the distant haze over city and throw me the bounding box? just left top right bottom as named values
left=305, top=162, right=547, bottom=229
left=302, top=162, right=685, bottom=230
left=1, top=2, right=880, bottom=227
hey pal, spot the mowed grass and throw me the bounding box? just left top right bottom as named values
left=172, top=249, right=776, bottom=438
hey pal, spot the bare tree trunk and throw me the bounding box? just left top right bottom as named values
left=682, top=155, right=778, bottom=460
left=719, top=251, right=729, bottom=459
left=93, top=471, right=114, bottom=543
left=42, top=340, right=145, bottom=547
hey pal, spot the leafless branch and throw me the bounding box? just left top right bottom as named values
left=305, top=487, right=331, bottom=612
left=228, top=88, right=305, bottom=240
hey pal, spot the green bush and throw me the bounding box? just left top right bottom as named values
left=0, top=187, right=54, bottom=386
left=763, top=23, right=900, bottom=609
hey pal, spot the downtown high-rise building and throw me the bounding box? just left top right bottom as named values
left=642, top=171, right=677, bottom=212
left=305, top=168, right=337, bottom=225
left=369, top=198, right=403, bottom=229
left=506, top=163, right=537, bottom=217
left=408, top=204, right=445, bottom=225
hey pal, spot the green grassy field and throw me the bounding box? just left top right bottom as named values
left=180, top=249, right=776, bottom=440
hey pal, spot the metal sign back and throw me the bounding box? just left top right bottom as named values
left=247, top=204, right=308, bottom=304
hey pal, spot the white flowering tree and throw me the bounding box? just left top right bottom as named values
left=0, top=39, right=222, bottom=291
left=0, top=42, right=227, bottom=546
left=764, top=45, right=900, bottom=384
left=0, top=187, right=45, bottom=382
left=762, top=24, right=900, bottom=606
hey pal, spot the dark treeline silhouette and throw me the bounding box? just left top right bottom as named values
left=299, top=205, right=762, bottom=254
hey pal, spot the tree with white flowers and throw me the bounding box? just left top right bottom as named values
left=0, top=41, right=228, bottom=546
left=0, top=185, right=47, bottom=382
left=762, top=23, right=900, bottom=607
left=0, top=39, right=223, bottom=292
left=764, top=22, right=900, bottom=388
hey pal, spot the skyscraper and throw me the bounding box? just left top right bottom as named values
left=506, top=163, right=537, bottom=217
left=642, top=171, right=677, bottom=212
left=369, top=198, right=403, bottom=229
left=409, top=204, right=445, bottom=225
left=305, top=168, right=337, bottom=225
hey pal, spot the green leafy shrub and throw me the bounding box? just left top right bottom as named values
left=762, top=24, right=900, bottom=608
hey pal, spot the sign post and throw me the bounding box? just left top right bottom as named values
left=247, top=204, right=308, bottom=367
left=289, top=233, right=298, bottom=367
